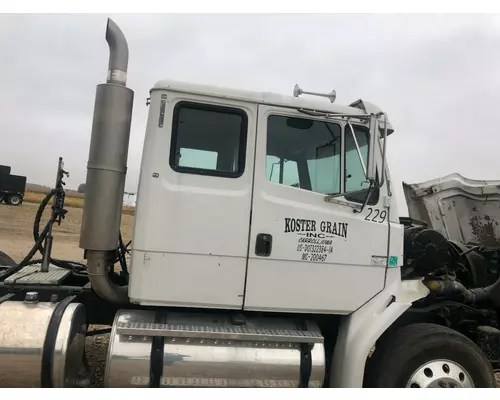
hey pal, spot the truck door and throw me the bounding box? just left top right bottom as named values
left=129, top=91, right=257, bottom=310
left=243, top=105, right=390, bottom=314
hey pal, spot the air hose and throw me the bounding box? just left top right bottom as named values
left=0, top=189, right=131, bottom=280
left=32, top=189, right=88, bottom=276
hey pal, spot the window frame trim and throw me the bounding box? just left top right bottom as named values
left=169, top=100, right=249, bottom=179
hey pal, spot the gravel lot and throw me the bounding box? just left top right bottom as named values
left=86, top=326, right=110, bottom=387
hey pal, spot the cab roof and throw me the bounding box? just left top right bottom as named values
left=152, top=79, right=394, bottom=134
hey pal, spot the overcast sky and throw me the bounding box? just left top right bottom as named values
left=1, top=13, right=500, bottom=216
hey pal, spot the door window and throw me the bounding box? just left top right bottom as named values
left=170, top=102, right=248, bottom=177
left=266, top=115, right=342, bottom=195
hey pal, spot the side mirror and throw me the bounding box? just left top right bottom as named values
left=370, top=113, right=388, bottom=188
left=345, top=113, right=387, bottom=189
left=325, top=112, right=389, bottom=211
left=365, top=115, right=378, bottom=184
left=362, top=114, right=387, bottom=188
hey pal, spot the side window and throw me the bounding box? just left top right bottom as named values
left=266, top=115, right=341, bottom=195
left=345, top=125, right=370, bottom=192
left=344, top=124, right=379, bottom=205
left=170, top=102, right=248, bottom=177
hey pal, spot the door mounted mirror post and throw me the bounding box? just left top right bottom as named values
left=365, top=114, right=378, bottom=185
left=376, top=111, right=388, bottom=189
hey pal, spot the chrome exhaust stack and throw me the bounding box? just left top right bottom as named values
left=80, top=18, right=134, bottom=304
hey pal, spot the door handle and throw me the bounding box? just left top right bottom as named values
left=255, top=233, right=273, bottom=257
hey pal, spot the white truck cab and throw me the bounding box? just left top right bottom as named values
left=129, top=80, right=402, bottom=315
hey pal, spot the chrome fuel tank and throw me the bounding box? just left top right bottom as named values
left=0, top=294, right=86, bottom=387
left=106, top=309, right=325, bottom=388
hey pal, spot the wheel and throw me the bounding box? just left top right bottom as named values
left=364, top=323, right=496, bottom=388
left=6, top=194, right=22, bottom=206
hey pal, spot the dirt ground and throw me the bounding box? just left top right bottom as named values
left=0, top=201, right=134, bottom=263
left=1, top=202, right=500, bottom=388
left=0, top=201, right=133, bottom=387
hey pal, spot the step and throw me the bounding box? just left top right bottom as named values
left=116, top=321, right=324, bottom=344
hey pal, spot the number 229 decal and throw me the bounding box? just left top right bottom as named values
left=364, top=207, right=387, bottom=223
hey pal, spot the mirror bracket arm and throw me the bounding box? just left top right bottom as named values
left=353, top=180, right=375, bottom=214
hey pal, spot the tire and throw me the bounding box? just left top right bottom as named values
left=364, top=323, right=496, bottom=388
left=6, top=194, right=22, bottom=206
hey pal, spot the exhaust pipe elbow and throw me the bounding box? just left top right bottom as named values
left=106, top=18, right=129, bottom=86
left=87, top=250, right=129, bottom=305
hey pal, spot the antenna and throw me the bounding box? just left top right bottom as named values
left=293, top=84, right=336, bottom=103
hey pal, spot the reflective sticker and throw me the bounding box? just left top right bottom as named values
left=371, top=255, right=399, bottom=268
left=371, top=255, right=387, bottom=268
left=388, top=256, right=399, bottom=267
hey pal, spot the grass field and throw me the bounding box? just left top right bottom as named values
left=23, top=190, right=135, bottom=215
